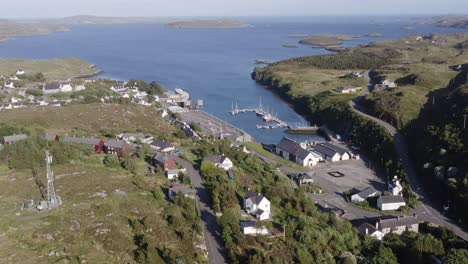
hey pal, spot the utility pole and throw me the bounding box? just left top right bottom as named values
left=464, top=114, right=467, bottom=129
left=283, top=223, right=287, bottom=242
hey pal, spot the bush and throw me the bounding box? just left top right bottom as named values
left=103, top=155, right=120, bottom=168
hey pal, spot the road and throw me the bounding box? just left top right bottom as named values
left=174, top=157, right=228, bottom=264
left=349, top=100, right=468, bottom=241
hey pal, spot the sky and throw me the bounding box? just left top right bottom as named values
left=1, top=0, right=467, bottom=18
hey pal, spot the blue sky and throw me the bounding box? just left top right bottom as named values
left=2, top=0, right=467, bottom=18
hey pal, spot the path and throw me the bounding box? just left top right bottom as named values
left=174, top=157, right=228, bottom=264
left=349, top=99, right=468, bottom=241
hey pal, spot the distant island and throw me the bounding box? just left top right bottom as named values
left=168, top=19, right=251, bottom=29
left=432, top=15, right=468, bottom=29
left=0, top=19, right=68, bottom=42
left=364, top=33, right=384, bottom=37
left=298, top=34, right=357, bottom=48
left=39, top=15, right=177, bottom=25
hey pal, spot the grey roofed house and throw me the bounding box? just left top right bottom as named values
left=378, top=215, right=420, bottom=229
left=63, top=136, right=101, bottom=145
left=354, top=187, right=380, bottom=199
left=379, top=195, right=405, bottom=204
left=322, top=142, right=349, bottom=155
left=357, top=222, right=378, bottom=235
left=43, top=82, right=60, bottom=91
left=151, top=139, right=174, bottom=150
left=244, top=191, right=265, bottom=206
left=312, top=144, right=338, bottom=158
left=277, top=137, right=305, bottom=156
left=3, top=134, right=28, bottom=144
left=104, top=140, right=126, bottom=148
left=202, top=155, right=229, bottom=164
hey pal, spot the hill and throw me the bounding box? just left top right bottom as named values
left=168, top=19, right=251, bottom=29
left=40, top=15, right=176, bottom=25
left=432, top=15, right=468, bottom=29
left=0, top=19, right=68, bottom=40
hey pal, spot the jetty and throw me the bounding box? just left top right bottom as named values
left=286, top=125, right=319, bottom=134
left=230, top=98, right=288, bottom=129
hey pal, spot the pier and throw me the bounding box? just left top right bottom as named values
left=230, top=99, right=288, bottom=129
left=286, top=126, right=319, bottom=134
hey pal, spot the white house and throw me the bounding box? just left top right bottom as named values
left=9, top=75, right=18, bottom=81
left=382, top=79, right=397, bottom=88
left=15, top=70, right=25, bottom=76
left=389, top=176, right=403, bottom=196
left=335, top=86, right=362, bottom=94
left=378, top=195, right=406, bottom=211
left=74, top=84, right=86, bottom=92
left=244, top=191, right=271, bottom=221
left=202, top=155, right=233, bottom=171
left=151, top=140, right=175, bottom=153
left=358, top=215, right=420, bottom=240
left=4, top=81, right=15, bottom=89
left=312, top=142, right=350, bottom=162
left=294, top=173, right=315, bottom=185
left=351, top=187, right=381, bottom=204
left=117, top=133, right=153, bottom=144
left=166, top=168, right=186, bottom=180
left=276, top=137, right=322, bottom=167
left=240, top=221, right=269, bottom=236
left=59, top=83, right=73, bottom=92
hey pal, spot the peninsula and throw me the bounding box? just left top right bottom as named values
left=0, top=19, right=68, bottom=42
left=432, top=15, right=468, bottom=29
left=167, top=19, right=251, bottom=29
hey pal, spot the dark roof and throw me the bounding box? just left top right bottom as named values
left=322, top=142, right=349, bottom=155
left=354, top=187, right=379, bottom=199
left=277, top=137, right=310, bottom=158
left=244, top=191, right=266, bottom=206
left=312, top=144, right=338, bottom=157
left=358, top=222, right=378, bottom=235
left=105, top=140, right=126, bottom=149
left=203, top=155, right=228, bottom=164
left=44, top=82, right=60, bottom=90
left=297, top=173, right=314, bottom=181
left=240, top=221, right=257, bottom=229
left=379, top=195, right=405, bottom=204
left=4, top=134, right=27, bottom=143
left=378, top=215, right=420, bottom=229
left=63, top=136, right=101, bottom=145
left=151, top=139, right=173, bottom=149
left=227, top=171, right=235, bottom=180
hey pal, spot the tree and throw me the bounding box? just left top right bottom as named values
left=26, top=88, right=44, bottom=97
left=103, top=155, right=120, bottom=168
left=444, top=248, right=468, bottom=264
left=371, top=245, right=398, bottom=264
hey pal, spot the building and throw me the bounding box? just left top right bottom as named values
left=59, top=83, right=73, bottom=92
left=43, top=82, right=61, bottom=94
left=166, top=168, right=186, bottom=180
left=358, top=215, right=420, bottom=240
left=168, top=184, right=195, bottom=201
left=378, top=195, right=406, bottom=211
left=382, top=79, right=397, bottom=88
left=240, top=221, right=269, bottom=236
left=389, top=176, right=403, bottom=196
left=202, top=155, right=233, bottom=170
left=151, top=140, right=175, bottom=153
left=3, top=134, right=28, bottom=144
left=153, top=153, right=177, bottom=171
left=104, top=140, right=131, bottom=156
left=62, top=136, right=104, bottom=153
left=117, top=133, right=153, bottom=144
left=15, top=70, right=25, bottom=75
left=312, top=142, right=350, bottom=162
left=315, top=200, right=345, bottom=217
left=244, top=191, right=271, bottom=221
left=276, top=137, right=322, bottom=167
left=4, top=81, right=15, bottom=89
left=335, top=86, right=362, bottom=94
left=351, top=187, right=381, bottom=204
left=293, top=173, right=315, bottom=185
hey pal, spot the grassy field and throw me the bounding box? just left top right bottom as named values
left=0, top=103, right=177, bottom=139
left=0, top=162, right=202, bottom=263
left=0, top=58, right=100, bottom=81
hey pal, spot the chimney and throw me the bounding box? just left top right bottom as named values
left=375, top=221, right=379, bottom=229
left=365, top=228, right=369, bottom=235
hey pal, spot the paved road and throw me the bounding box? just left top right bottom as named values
left=349, top=100, right=468, bottom=241
left=174, top=157, right=228, bottom=264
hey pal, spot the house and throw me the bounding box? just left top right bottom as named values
left=358, top=215, right=420, bottom=240
left=312, top=143, right=350, bottom=162
left=240, top=221, right=269, bottom=236
left=74, top=84, right=86, bottom=92
left=244, top=191, right=271, bottom=221
left=151, top=140, right=175, bottom=153
left=9, top=75, right=18, bottom=81
left=315, top=200, right=345, bottom=217
left=62, top=136, right=104, bottom=153
left=166, top=169, right=186, bottom=180
left=44, top=134, right=59, bottom=142
left=276, top=137, right=322, bottom=167
left=59, top=83, right=73, bottom=92
left=202, top=155, right=233, bottom=171
left=4, top=81, right=15, bottom=89
left=117, top=133, right=153, bottom=144
left=378, top=195, right=406, bottom=211
left=3, top=134, right=28, bottom=144
left=43, top=82, right=61, bottom=94
left=168, top=184, right=195, bottom=201
left=351, top=187, right=381, bottom=204
left=153, top=153, right=178, bottom=171
left=110, top=81, right=127, bottom=92
left=335, top=86, right=362, bottom=94
left=104, top=140, right=131, bottom=156
left=382, top=80, right=397, bottom=88
left=15, top=70, right=25, bottom=75
left=389, top=176, right=403, bottom=196
left=293, top=173, right=314, bottom=185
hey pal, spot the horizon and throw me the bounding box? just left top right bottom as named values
left=1, top=0, right=468, bottom=19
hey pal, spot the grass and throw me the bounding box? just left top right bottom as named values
left=0, top=58, right=100, bottom=81
left=244, top=142, right=306, bottom=172
left=0, top=103, right=177, bottom=138
left=0, top=162, right=201, bottom=263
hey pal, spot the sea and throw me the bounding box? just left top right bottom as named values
left=0, top=16, right=466, bottom=143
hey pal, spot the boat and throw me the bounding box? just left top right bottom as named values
left=263, top=113, right=274, bottom=122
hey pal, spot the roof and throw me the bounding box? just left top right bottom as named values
left=297, top=173, right=314, bottom=181
left=240, top=221, right=257, bottom=229
left=312, top=144, right=338, bottom=157
left=203, top=155, right=229, bottom=164
left=379, top=195, right=405, bottom=204
left=358, top=222, right=379, bottom=235
left=105, top=140, right=126, bottom=149
left=63, top=136, right=102, bottom=145
left=322, top=142, right=349, bottom=155
left=151, top=139, right=173, bottom=149
left=227, top=171, right=235, bottom=180
left=244, top=191, right=267, bottom=206
left=378, top=215, right=420, bottom=229
left=277, top=137, right=310, bottom=158
left=3, top=134, right=27, bottom=143
left=44, top=82, right=60, bottom=90
left=354, top=187, right=379, bottom=199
